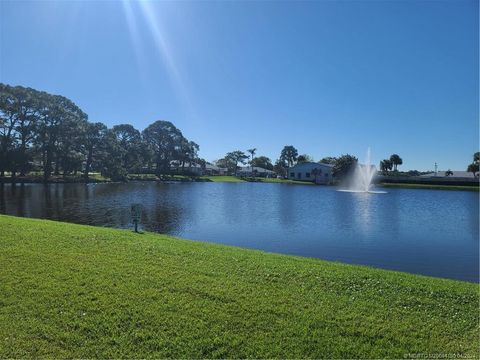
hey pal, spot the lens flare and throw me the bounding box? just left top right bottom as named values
left=121, top=0, right=194, bottom=114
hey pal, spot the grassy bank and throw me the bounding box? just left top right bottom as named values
left=2, top=173, right=314, bottom=186
left=380, top=182, right=479, bottom=191
left=0, top=215, right=478, bottom=358
left=199, top=175, right=313, bottom=185
left=246, top=177, right=314, bottom=185
left=199, top=175, right=245, bottom=182
left=0, top=172, right=111, bottom=184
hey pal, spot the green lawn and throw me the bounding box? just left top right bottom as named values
left=0, top=172, right=110, bottom=183
left=380, top=183, right=479, bottom=191
left=254, top=177, right=314, bottom=185
left=0, top=215, right=478, bottom=358
left=127, top=173, right=159, bottom=181
left=199, top=175, right=314, bottom=185
left=199, top=175, right=246, bottom=182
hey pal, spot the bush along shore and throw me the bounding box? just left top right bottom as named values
left=0, top=215, right=478, bottom=359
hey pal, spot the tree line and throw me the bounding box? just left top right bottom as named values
left=0, top=84, right=202, bottom=181
left=2, top=83, right=418, bottom=183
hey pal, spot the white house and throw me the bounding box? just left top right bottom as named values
left=237, top=166, right=276, bottom=177
left=419, top=170, right=478, bottom=179
left=287, top=162, right=333, bottom=184
left=170, top=162, right=203, bottom=175
left=204, top=164, right=228, bottom=176
left=170, top=162, right=228, bottom=176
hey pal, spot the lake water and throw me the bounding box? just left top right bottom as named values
left=1, top=182, right=478, bottom=282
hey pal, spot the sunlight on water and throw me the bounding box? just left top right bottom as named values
left=337, top=190, right=387, bottom=194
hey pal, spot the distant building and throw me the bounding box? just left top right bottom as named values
left=170, top=162, right=203, bottom=175
left=419, top=171, right=477, bottom=179
left=287, top=162, right=333, bottom=184
left=170, top=162, right=228, bottom=176
left=204, top=164, right=228, bottom=176
left=237, top=166, right=275, bottom=177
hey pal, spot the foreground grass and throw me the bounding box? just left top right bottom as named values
left=381, top=182, right=479, bottom=191
left=0, top=215, right=478, bottom=359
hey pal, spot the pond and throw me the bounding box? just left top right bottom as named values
left=1, top=182, right=478, bottom=282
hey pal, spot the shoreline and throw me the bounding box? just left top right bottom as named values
left=2, top=174, right=479, bottom=191
left=380, top=182, right=479, bottom=191
left=0, top=175, right=314, bottom=186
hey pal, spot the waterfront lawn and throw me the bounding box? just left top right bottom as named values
left=0, top=172, right=110, bottom=183
left=380, top=183, right=479, bottom=191
left=199, top=175, right=245, bottom=182
left=200, top=176, right=314, bottom=185
left=255, top=177, right=313, bottom=185
left=0, top=215, right=478, bottom=359
left=127, top=173, right=159, bottom=181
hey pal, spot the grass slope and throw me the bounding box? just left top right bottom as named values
left=0, top=215, right=478, bottom=359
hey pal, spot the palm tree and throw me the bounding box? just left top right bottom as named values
left=247, top=148, right=256, bottom=177
left=389, top=154, right=403, bottom=171
left=380, top=159, right=393, bottom=175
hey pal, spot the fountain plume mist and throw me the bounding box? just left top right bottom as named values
left=338, top=148, right=386, bottom=193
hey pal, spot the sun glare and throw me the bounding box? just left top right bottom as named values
left=121, top=0, right=193, bottom=113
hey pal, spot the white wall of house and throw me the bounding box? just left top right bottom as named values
left=287, top=162, right=333, bottom=184
left=237, top=166, right=275, bottom=177
left=205, top=164, right=227, bottom=175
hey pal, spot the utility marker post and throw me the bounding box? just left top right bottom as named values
left=131, top=203, right=142, bottom=233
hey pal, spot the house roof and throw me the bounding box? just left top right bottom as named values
left=238, top=166, right=275, bottom=173
left=288, top=162, right=333, bottom=170
left=169, top=162, right=228, bottom=171
left=170, top=161, right=201, bottom=169
left=206, top=164, right=227, bottom=171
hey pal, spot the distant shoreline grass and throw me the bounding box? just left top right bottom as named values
left=199, top=175, right=313, bottom=185
left=1, top=173, right=313, bottom=186
left=380, top=182, right=479, bottom=191
left=0, top=215, right=478, bottom=358
left=199, top=175, right=245, bottom=182
left=2, top=174, right=478, bottom=191
left=0, top=172, right=111, bottom=183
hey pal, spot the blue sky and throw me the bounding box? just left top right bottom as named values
left=0, top=0, right=478, bottom=170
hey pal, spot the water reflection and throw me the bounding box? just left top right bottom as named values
left=353, top=193, right=375, bottom=242
left=278, top=184, right=295, bottom=226
left=0, top=182, right=478, bottom=282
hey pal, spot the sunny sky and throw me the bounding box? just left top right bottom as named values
left=0, top=0, right=478, bottom=171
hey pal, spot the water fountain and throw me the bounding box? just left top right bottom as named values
left=338, top=148, right=386, bottom=193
